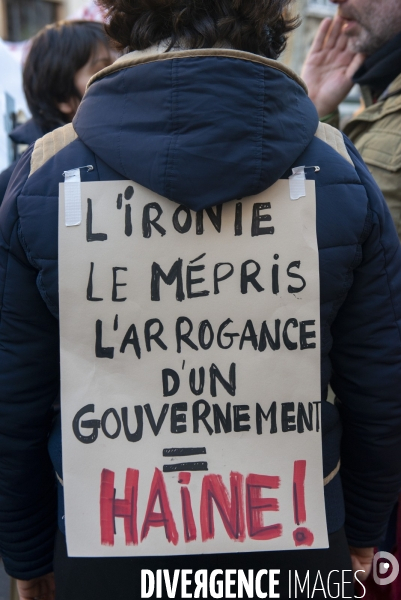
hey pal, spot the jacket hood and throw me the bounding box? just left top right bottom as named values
left=74, top=48, right=318, bottom=211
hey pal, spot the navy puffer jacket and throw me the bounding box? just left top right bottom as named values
left=0, top=49, right=401, bottom=579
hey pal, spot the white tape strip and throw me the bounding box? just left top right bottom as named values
left=289, top=166, right=306, bottom=200
left=64, top=168, right=82, bottom=226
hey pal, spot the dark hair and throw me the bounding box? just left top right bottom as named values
left=99, top=0, right=298, bottom=59
left=23, top=20, right=109, bottom=133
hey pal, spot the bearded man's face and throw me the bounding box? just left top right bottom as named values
left=331, top=0, right=401, bottom=54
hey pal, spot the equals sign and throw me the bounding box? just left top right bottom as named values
left=162, top=447, right=208, bottom=472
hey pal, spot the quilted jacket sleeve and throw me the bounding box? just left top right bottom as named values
left=330, top=136, right=401, bottom=547
left=0, top=148, right=59, bottom=579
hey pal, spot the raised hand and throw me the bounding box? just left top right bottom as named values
left=16, top=573, right=55, bottom=600
left=301, top=16, right=365, bottom=117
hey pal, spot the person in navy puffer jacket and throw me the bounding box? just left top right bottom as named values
left=0, top=1, right=401, bottom=599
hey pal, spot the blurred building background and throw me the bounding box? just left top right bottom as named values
left=283, top=0, right=336, bottom=73
left=0, top=0, right=102, bottom=44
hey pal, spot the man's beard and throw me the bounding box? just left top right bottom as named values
left=344, top=3, right=401, bottom=57
left=348, top=26, right=388, bottom=56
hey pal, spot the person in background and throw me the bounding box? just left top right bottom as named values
left=0, top=20, right=114, bottom=204
left=302, top=3, right=401, bottom=595
left=301, top=0, right=401, bottom=238
left=0, top=19, right=114, bottom=600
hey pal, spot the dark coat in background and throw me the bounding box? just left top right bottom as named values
left=0, top=119, right=44, bottom=205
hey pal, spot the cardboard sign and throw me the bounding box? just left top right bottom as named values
left=59, top=179, right=328, bottom=557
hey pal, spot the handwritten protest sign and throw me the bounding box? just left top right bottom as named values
left=59, top=179, right=328, bottom=556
